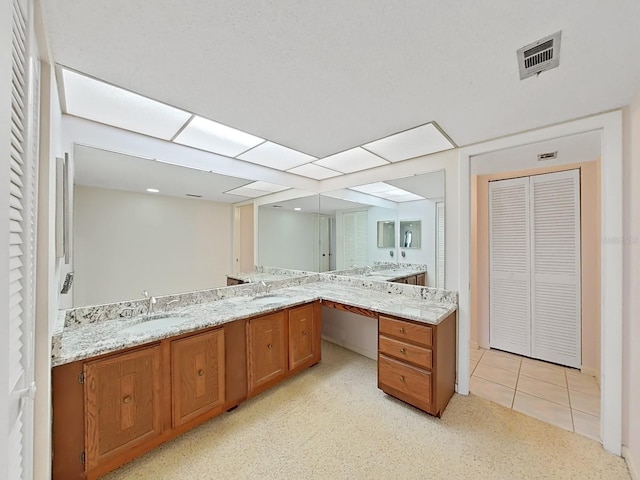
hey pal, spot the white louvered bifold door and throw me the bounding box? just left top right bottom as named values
left=489, top=177, right=531, bottom=357
left=342, top=210, right=368, bottom=267
left=435, top=201, right=445, bottom=289
left=530, top=170, right=581, bottom=368
left=7, top=0, right=38, bottom=477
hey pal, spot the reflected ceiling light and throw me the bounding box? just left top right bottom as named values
left=146, top=188, right=160, bottom=193
left=349, top=182, right=425, bottom=203
left=363, top=123, right=454, bottom=162
left=238, top=142, right=316, bottom=170
left=294, top=207, right=302, bottom=211
left=313, top=147, right=389, bottom=173
left=174, top=115, right=264, bottom=157
left=287, top=163, right=341, bottom=180
left=62, top=68, right=191, bottom=140
left=224, top=180, right=290, bottom=198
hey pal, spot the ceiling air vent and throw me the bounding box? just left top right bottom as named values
left=517, top=31, right=561, bottom=80
left=185, top=193, right=202, bottom=198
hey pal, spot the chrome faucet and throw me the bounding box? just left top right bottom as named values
left=364, top=265, right=373, bottom=276
left=254, top=280, right=271, bottom=297
left=142, top=290, right=157, bottom=315
left=165, top=299, right=179, bottom=311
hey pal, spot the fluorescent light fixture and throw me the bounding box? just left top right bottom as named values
left=174, top=115, right=264, bottom=157
left=238, top=142, right=316, bottom=170
left=62, top=68, right=191, bottom=140
left=363, top=123, right=454, bottom=162
left=294, top=207, right=302, bottom=211
left=314, top=147, right=389, bottom=173
left=146, top=188, right=160, bottom=193
left=287, top=163, right=341, bottom=180
left=349, top=182, right=425, bottom=203
left=225, top=181, right=290, bottom=198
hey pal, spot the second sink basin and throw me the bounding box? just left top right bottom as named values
left=122, top=316, right=188, bottom=334
left=246, top=296, right=290, bottom=305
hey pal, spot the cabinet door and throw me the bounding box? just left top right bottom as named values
left=84, top=345, right=162, bottom=470
left=248, top=311, right=287, bottom=395
left=171, top=329, right=225, bottom=427
left=288, top=303, right=316, bottom=372
left=416, top=273, right=426, bottom=286
left=407, top=275, right=417, bottom=285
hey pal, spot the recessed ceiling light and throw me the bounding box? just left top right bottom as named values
left=287, top=163, right=341, bottom=180
left=62, top=68, right=191, bottom=140
left=174, top=115, right=264, bottom=157
left=238, top=142, right=316, bottom=170
left=294, top=207, right=302, bottom=211
left=146, top=188, right=160, bottom=193
left=314, top=147, right=389, bottom=173
left=363, top=123, right=455, bottom=162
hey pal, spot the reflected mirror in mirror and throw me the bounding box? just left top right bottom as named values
left=400, top=220, right=421, bottom=248
left=377, top=221, right=396, bottom=248
left=320, top=169, right=445, bottom=288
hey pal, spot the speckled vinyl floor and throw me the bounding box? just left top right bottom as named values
left=103, top=341, right=630, bottom=480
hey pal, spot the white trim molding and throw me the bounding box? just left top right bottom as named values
left=623, top=446, right=639, bottom=480
left=458, top=110, right=623, bottom=456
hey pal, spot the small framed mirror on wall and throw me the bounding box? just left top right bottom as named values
left=377, top=221, right=396, bottom=248
left=400, top=220, right=421, bottom=248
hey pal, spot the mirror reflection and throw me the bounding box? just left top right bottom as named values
left=377, top=221, right=396, bottom=248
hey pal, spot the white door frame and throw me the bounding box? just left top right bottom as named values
left=458, top=110, right=623, bottom=455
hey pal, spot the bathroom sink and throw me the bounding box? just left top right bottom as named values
left=247, top=295, right=290, bottom=305
left=122, top=316, right=188, bottom=334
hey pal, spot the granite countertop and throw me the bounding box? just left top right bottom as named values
left=351, top=268, right=426, bottom=282
left=52, top=275, right=457, bottom=368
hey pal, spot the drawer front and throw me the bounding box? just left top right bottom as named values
left=378, top=354, right=431, bottom=405
left=379, top=335, right=432, bottom=369
left=379, top=316, right=433, bottom=347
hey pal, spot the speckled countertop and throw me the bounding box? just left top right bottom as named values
left=52, top=272, right=456, bottom=368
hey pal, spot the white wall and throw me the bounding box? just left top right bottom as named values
left=258, top=207, right=318, bottom=271
left=623, top=91, right=640, bottom=478
left=73, top=186, right=233, bottom=306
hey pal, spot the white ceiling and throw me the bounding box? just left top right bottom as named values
left=42, top=1, right=640, bottom=159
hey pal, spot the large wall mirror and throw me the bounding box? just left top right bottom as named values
left=318, top=170, right=445, bottom=287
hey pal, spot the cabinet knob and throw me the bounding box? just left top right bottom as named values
left=197, top=369, right=205, bottom=377
left=302, top=331, right=307, bottom=336
left=399, top=376, right=405, bottom=382
left=123, top=395, right=132, bottom=404
left=267, top=343, right=273, bottom=349
left=399, top=348, right=406, bottom=354
left=398, top=327, right=405, bottom=333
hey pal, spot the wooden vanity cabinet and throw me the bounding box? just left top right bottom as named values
left=84, top=345, right=163, bottom=471
left=288, top=302, right=321, bottom=374
left=391, top=273, right=426, bottom=286
left=171, top=329, right=225, bottom=427
left=247, top=311, right=288, bottom=397
left=377, top=311, right=456, bottom=417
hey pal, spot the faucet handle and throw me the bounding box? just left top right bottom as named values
left=142, top=290, right=149, bottom=298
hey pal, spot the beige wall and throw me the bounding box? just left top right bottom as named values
left=470, top=161, right=601, bottom=376
left=73, top=186, right=233, bottom=306
left=622, top=90, right=640, bottom=477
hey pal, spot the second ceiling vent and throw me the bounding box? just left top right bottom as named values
left=517, top=31, right=562, bottom=80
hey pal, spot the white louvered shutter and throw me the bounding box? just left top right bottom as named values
left=342, top=210, right=368, bottom=267
left=489, top=177, right=531, bottom=356
left=7, top=0, right=38, bottom=477
left=435, top=201, right=445, bottom=289
left=530, top=170, right=581, bottom=368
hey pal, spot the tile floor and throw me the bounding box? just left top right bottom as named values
left=469, top=347, right=601, bottom=441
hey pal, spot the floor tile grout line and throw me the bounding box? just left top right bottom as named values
left=566, top=369, right=576, bottom=433
left=511, top=358, right=522, bottom=409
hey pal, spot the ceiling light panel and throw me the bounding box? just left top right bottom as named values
left=245, top=181, right=290, bottom=193
left=380, top=192, right=425, bottom=202
left=287, top=163, right=342, bottom=180
left=237, top=142, right=316, bottom=170
left=349, top=182, right=396, bottom=194
left=62, top=68, right=191, bottom=140
left=174, top=115, right=264, bottom=157
left=313, top=147, right=389, bottom=173
left=363, top=123, right=454, bottom=162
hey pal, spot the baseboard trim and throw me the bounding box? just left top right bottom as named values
left=470, top=341, right=479, bottom=350
left=623, top=446, right=639, bottom=480
left=580, top=366, right=600, bottom=382
left=322, top=335, right=377, bottom=361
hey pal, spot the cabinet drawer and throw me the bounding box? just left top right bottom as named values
left=378, top=354, right=431, bottom=405
left=379, top=316, right=432, bottom=347
left=379, top=335, right=432, bottom=369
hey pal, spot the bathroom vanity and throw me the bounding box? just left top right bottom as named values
left=51, top=272, right=456, bottom=479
